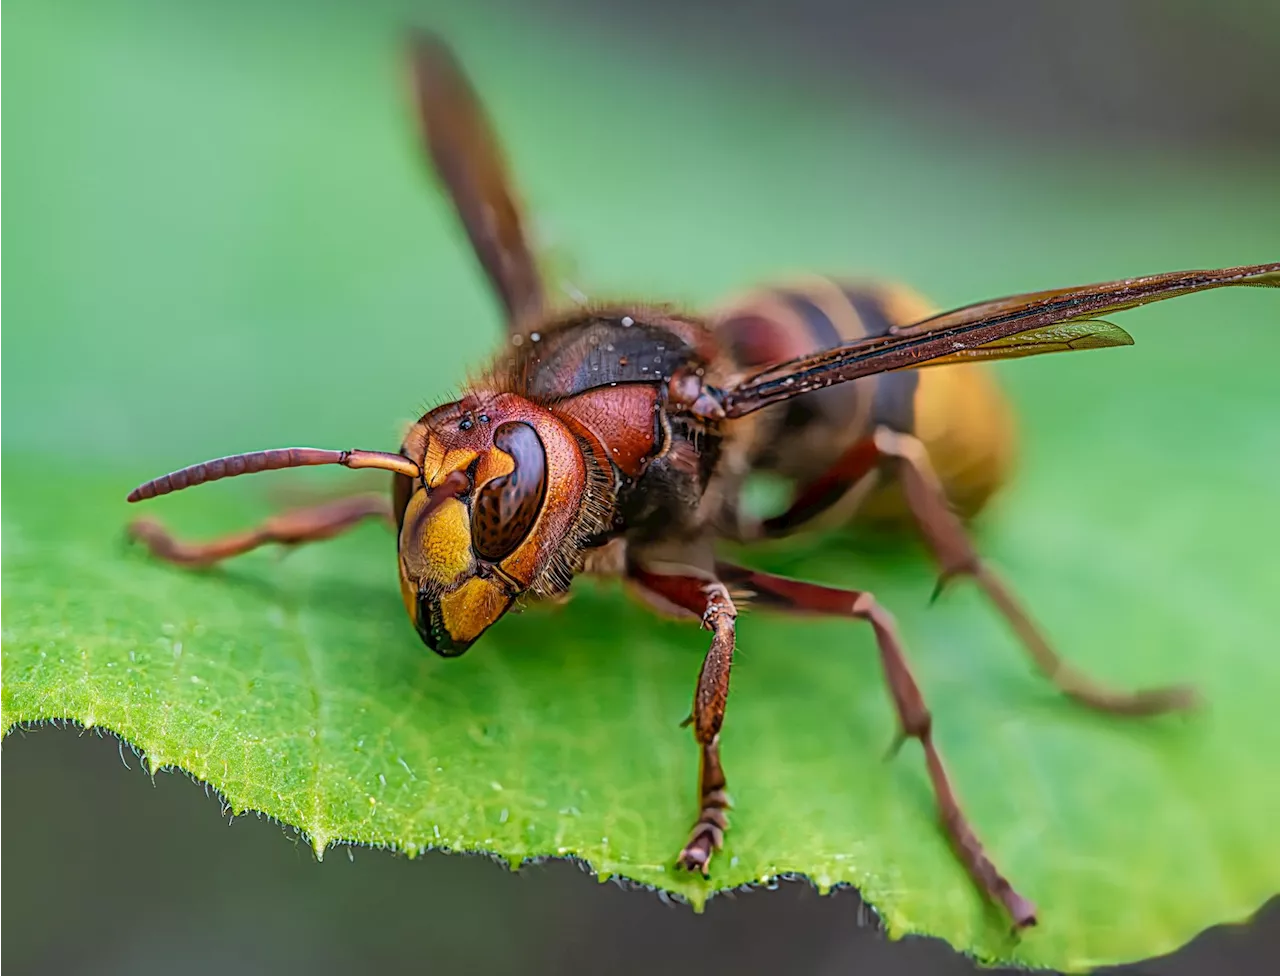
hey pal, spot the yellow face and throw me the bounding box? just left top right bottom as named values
left=394, top=392, right=587, bottom=656
left=399, top=488, right=518, bottom=655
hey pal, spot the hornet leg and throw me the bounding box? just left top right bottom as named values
left=714, top=561, right=1037, bottom=929
left=630, top=567, right=738, bottom=875
left=128, top=494, right=394, bottom=569
left=874, top=426, right=1197, bottom=716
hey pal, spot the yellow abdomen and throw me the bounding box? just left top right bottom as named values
left=715, top=276, right=1020, bottom=530
left=860, top=360, right=1018, bottom=524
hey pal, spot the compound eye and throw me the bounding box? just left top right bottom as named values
left=471, top=421, right=547, bottom=562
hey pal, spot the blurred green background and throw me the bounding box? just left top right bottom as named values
left=4, top=0, right=1279, bottom=972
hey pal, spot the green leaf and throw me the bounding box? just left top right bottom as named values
left=4, top=0, right=1279, bottom=971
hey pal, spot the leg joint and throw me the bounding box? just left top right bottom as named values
left=851, top=591, right=894, bottom=631
left=701, top=582, right=738, bottom=631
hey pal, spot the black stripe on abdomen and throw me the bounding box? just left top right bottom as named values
left=843, top=288, right=918, bottom=433
left=770, top=290, right=848, bottom=435
left=843, top=290, right=896, bottom=338
left=778, top=290, right=846, bottom=348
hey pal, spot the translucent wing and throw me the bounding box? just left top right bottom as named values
left=722, top=263, right=1280, bottom=417
left=407, top=31, right=545, bottom=333
left=919, top=318, right=1134, bottom=366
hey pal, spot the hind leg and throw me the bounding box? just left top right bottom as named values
left=874, top=426, right=1197, bottom=716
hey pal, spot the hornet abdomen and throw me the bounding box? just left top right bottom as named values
left=714, top=276, right=1018, bottom=530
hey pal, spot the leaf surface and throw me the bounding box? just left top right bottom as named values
left=4, top=0, right=1280, bottom=969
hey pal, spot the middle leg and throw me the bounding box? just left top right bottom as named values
left=716, top=560, right=1037, bottom=928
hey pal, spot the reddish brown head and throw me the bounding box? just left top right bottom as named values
left=393, top=391, right=590, bottom=654
left=125, top=390, right=594, bottom=657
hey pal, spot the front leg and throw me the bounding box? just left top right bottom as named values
left=128, top=493, right=394, bottom=568
left=629, top=566, right=738, bottom=875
